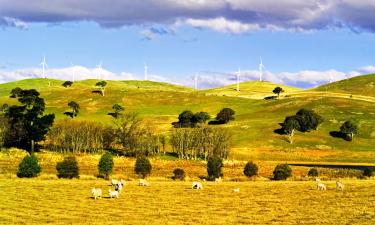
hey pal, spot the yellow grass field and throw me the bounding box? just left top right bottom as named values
left=0, top=179, right=374, bottom=224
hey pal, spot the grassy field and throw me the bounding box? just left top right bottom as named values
left=0, top=178, right=374, bottom=224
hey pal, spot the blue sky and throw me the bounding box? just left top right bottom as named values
left=1, top=0, right=375, bottom=88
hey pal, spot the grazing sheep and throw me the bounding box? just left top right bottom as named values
left=139, top=179, right=149, bottom=186
left=317, top=183, right=327, bottom=191
left=315, top=178, right=321, bottom=182
left=192, top=181, right=203, bottom=189
left=233, top=188, right=240, bottom=193
left=108, top=189, right=119, bottom=198
left=115, top=182, right=123, bottom=193
left=111, top=179, right=119, bottom=186
left=91, top=188, right=102, bottom=200
left=336, top=181, right=344, bottom=191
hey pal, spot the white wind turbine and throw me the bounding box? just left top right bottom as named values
left=70, top=62, right=76, bottom=82
left=144, top=63, right=148, bottom=80
left=96, top=61, right=103, bottom=80
left=236, top=68, right=241, bottom=91
left=259, top=57, right=265, bottom=82
left=194, top=73, right=198, bottom=89
left=40, top=56, right=48, bottom=79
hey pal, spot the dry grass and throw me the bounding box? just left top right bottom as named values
left=0, top=179, right=374, bottom=224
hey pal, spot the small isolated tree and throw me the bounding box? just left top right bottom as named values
left=17, top=154, right=41, bottom=178
left=363, top=168, right=373, bottom=177
left=96, top=81, right=107, bottom=96
left=308, top=168, right=319, bottom=177
left=282, top=116, right=301, bottom=144
left=243, top=161, right=258, bottom=177
left=207, top=156, right=223, bottom=180
left=62, top=81, right=73, bottom=88
left=273, top=87, right=284, bottom=99
left=66, top=101, right=80, bottom=118
left=193, top=112, right=211, bottom=124
left=295, top=108, right=324, bottom=132
left=110, top=103, right=125, bottom=119
left=56, top=156, right=79, bottom=179
left=273, top=164, right=292, bottom=180
left=134, top=156, right=152, bottom=178
left=173, top=168, right=186, bottom=181
left=98, top=152, right=114, bottom=179
left=216, top=108, right=235, bottom=124
left=340, top=121, right=358, bottom=141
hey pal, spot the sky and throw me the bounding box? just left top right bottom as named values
left=1, top=0, right=375, bottom=89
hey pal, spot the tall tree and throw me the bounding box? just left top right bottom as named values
left=96, top=81, right=107, bottom=96
left=340, top=121, right=358, bottom=141
left=282, top=116, right=300, bottom=144
left=273, top=87, right=284, bottom=99
left=109, top=103, right=125, bottom=118
left=4, top=88, right=55, bottom=153
left=67, top=101, right=80, bottom=118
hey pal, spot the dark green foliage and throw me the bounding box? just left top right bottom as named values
left=243, top=161, right=258, bottom=177
left=193, top=112, right=211, bottom=124
left=340, top=121, right=358, bottom=141
left=173, top=168, right=186, bottom=180
left=17, top=154, right=41, bottom=178
left=134, top=156, right=152, bottom=178
left=62, top=81, right=73, bottom=88
left=207, top=156, right=223, bottom=179
left=95, top=81, right=107, bottom=96
left=65, top=101, right=80, bottom=118
left=3, top=88, right=55, bottom=153
left=98, top=152, right=114, bottom=179
left=308, top=168, right=319, bottom=177
left=273, top=87, right=284, bottom=99
left=56, top=156, right=80, bottom=179
left=216, top=108, right=235, bottom=124
left=273, top=164, right=292, bottom=180
left=295, top=109, right=324, bottom=132
left=282, top=116, right=301, bottom=143
left=109, top=104, right=125, bottom=118
left=177, top=110, right=195, bottom=128
left=363, top=168, right=373, bottom=177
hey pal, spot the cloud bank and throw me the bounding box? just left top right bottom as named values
left=1, top=1, right=375, bottom=33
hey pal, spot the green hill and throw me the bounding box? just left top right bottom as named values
left=1, top=78, right=375, bottom=163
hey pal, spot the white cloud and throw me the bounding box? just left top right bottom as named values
left=0, top=16, right=27, bottom=29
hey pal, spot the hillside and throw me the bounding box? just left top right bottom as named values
left=1, top=78, right=375, bottom=163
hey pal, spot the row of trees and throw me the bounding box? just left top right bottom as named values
left=173, top=108, right=235, bottom=128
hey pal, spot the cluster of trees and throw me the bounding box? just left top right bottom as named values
left=173, top=108, right=235, bottom=128
left=170, top=126, right=231, bottom=160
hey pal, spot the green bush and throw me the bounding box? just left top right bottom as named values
left=56, top=156, right=79, bottom=179
left=17, top=154, right=41, bottom=178
left=98, top=152, right=114, bottom=179
left=363, top=168, right=373, bottom=177
left=207, top=156, right=223, bottom=180
left=134, top=156, right=152, bottom=178
left=243, top=161, right=258, bottom=177
left=173, top=168, right=186, bottom=180
left=273, top=164, right=292, bottom=180
left=308, top=168, right=319, bottom=177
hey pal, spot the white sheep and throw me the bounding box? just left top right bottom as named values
left=192, top=181, right=203, bottom=189
left=317, top=183, right=326, bottom=191
left=111, top=179, right=119, bottom=186
left=336, top=181, right=344, bottom=191
left=120, top=179, right=126, bottom=186
left=91, top=188, right=102, bottom=200
left=139, top=179, right=149, bottom=186
left=115, top=182, right=123, bottom=193
left=233, top=188, right=240, bottom=193
left=109, top=189, right=119, bottom=198
left=315, top=177, right=321, bottom=182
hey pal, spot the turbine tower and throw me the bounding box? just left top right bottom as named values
left=40, top=56, right=48, bottom=79
left=194, top=73, right=198, bottom=90
left=144, top=63, right=148, bottom=80
left=237, top=68, right=241, bottom=92
left=96, top=61, right=103, bottom=80
left=70, top=62, right=76, bottom=82
left=259, top=57, right=265, bottom=82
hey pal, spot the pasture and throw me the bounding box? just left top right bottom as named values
left=0, top=179, right=374, bottom=224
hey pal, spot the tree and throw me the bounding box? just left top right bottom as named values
left=134, top=156, right=152, bottom=178
left=216, top=108, right=235, bottom=124
left=96, top=81, right=107, bottom=96
left=177, top=110, right=195, bottom=128
left=62, top=81, right=73, bottom=88
left=308, top=168, right=318, bottom=177
left=173, top=168, right=186, bottom=180
left=273, top=164, right=292, bottom=180
left=243, top=161, right=258, bottom=177
left=273, top=87, right=284, bottom=99
left=17, top=154, right=41, bottom=178
left=193, top=112, right=211, bottom=124
left=66, top=101, right=80, bottom=118
left=282, top=116, right=301, bottom=144
left=56, top=156, right=80, bottom=179
left=98, top=152, right=114, bottom=179
left=295, top=108, right=324, bottom=132
left=340, top=121, right=358, bottom=141
left=207, top=156, right=223, bottom=180
left=109, top=104, right=124, bottom=118
left=4, top=88, right=55, bottom=153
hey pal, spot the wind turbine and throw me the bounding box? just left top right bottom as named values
left=236, top=68, right=241, bottom=91
left=96, top=61, right=103, bottom=80
left=40, top=56, right=48, bottom=79
left=144, top=63, right=148, bottom=80
left=194, top=73, right=198, bottom=89
left=70, top=62, right=76, bottom=82
left=259, top=57, right=265, bottom=82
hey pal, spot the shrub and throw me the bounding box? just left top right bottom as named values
left=172, top=168, right=186, bottom=180
left=216, top=108, right=235, bottom=124
left=273, top=164, right=292, bottom=180
left=17, top=154, right=41, bottom=178
left=363, top=168, right=373, bottom=177
left=308, top=168, right=319, bottom=177
left=134, top=156, right=152, bottom=178
left=243, top=161, right=258, bottom=177
left=98, top=152, right=114, bottom=179
left=56, top=156, right=79, bottom=179
left=207, top=156, right=223, bottom=180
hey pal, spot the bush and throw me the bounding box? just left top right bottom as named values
left=134, top=156, right=152, bottom=178
left=243, top=161, right=258, bottom=177
left=363, top=167, right=373, bottom=177
left=17, top=154, right=41, bottom=178
left=173, top=168, right=186, bottom=180
left=273, top=164, right=292, bottom=180
left=216, top=108, right=235, bottom=124
left=308, top=168, right=319, bottom=177
left=98, top=152, right=114, bottom=179
left=207, top=156, right=223, bottom=180
left=56, top=156, right=79, bottom=179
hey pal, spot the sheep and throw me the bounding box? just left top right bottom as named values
left=317, top=183, right=326, bottom=191
left=192, top=181, right=203, bottom=189
left=233, top=188, right=240, bottom=193
left=111, top=179, right=119, bottom=186
left=120, top=179, right=126, bottom=186
left=115, top=182, right=123, bottom=193
left=91, top=188, right=102, bottom=200
left=108, top=189, right=119, bottom=198
left=315, top=177, right=321, bottom=182
left=139, top=179, right=149, bottom=186
left=336, top=181, right=344, bottom=191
